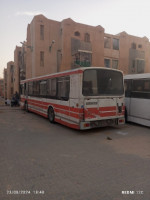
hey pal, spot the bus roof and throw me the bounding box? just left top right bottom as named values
left=21, top=67, right=123, bottom=83
left=124, top=73, right=150, bottom=80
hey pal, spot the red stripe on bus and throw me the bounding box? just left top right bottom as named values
left=27, top=101, right=82, bottom=120
left=84, top=107, right=124, bottom=118
left=99, top=106, right=116, bottom=111
left=27, top=98, right=83, bottom=113
left=55, top=108, right=81, bottom=120
left=55, top=118, right=80, bottom=130
left=28, top=101, right=48, bottom=110
left=29, top=108, right=48, bottom=118
left=22, top=98, right=124, bottom=119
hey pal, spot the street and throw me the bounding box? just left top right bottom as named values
left=0, top=102, right=150, bottom=200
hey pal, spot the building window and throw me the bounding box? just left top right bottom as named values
left=11, top=76, right=13, bottom=83
left=84, top=33, right=90, bottom=43
left=137, top=59, right=145, bottom=73
left=40, top=25, right=44, bottom=40
left=10, top=65, right=14, bottom=72
left=112, top=60, right=118, bottom=69
left=131, top=42, right=136, bottom=49
left=11, top=87, right=13, bottom=95
left=113, top=38, right=119, bottom=50
left=73, top=52, right=92, bottom=67
left=104, top=37, right=111, bottom=48
left=74, top=31, right=80, bottom=36
left=138, top=44, right=142, bottom=48
left=40, top=51, right=44, bottom=67
left=104, top=58, right=110, bottom=68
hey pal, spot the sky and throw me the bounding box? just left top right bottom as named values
left=1, top=0, right=150, bottom=78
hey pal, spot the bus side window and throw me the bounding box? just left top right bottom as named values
left=40, top=80, right=47, bottom=97
left=28, top=82, right=33, bottom=96
left=144, top=80, right=150, bottom=91
left=132, top=79, right=150, bottom=99
left=47, top=78, right=57, bottom=98
left=57, top=76, right=70, bottom=100
left=33, top=81, right=40, bottom=96
left=124, top=79, right=132, bottom=97
left=133, top=79, right=144, bottom=91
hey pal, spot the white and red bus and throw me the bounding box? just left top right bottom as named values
left=20, top=67, right=125, bottom=130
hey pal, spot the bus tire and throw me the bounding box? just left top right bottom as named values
left=48, top=107, right=55, bottom=123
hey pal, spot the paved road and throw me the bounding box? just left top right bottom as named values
left=0, top=104, right=150, bottom=200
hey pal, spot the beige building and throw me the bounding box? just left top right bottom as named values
left=6, top=61, right=14, bottom=100
left=3, top=69, right=7, bottom=99
left=3, top=15, right=150, bottom=98
left=25, top=15, right=150, bottom=79
left=0, top=79, right=4, bottom=97
left=26, top=15, right=104, bottom=78
left=13, top=45, right=26, bottom=94
left=104, top=32, right=150, bottom=74
left=14, top=46, right=22, bottom=93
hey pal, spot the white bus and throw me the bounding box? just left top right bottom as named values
left=124, top=73, right=150, bottom=127
left=20, top=67, right=125, bottom=130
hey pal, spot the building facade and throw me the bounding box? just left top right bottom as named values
left=25, top=15, right=150, bottom=79
left=3, top=15, right=150, bottom=98
left=0, top=79, right=4, bottom=97
left=3, top=69, right=7, bottom=99
left=6, top=61, right=14, bottom=100
left=26, top=15, right=105, bottom=78
left=14, top=46, right=22, bottom=93
left=104, top=32, right=150, bottom=74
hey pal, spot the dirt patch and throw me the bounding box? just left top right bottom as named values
left=105, top=135, right=150, bottom=159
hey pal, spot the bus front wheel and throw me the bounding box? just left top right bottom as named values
left=48, top=107, right=55, bottom=123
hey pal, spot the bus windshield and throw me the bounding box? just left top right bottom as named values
left=83, top=69, right=124, bottom=96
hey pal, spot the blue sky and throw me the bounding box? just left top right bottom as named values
left=0, top=0, right=150, bottom=77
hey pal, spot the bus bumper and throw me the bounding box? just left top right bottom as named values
left=80, top=117, right=125, bottom=130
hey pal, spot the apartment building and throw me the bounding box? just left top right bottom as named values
left=25, top=15, right=150, bottom=79
left=6, top=61, right=14, bottom=100
left=3, top=69, right=7, bottom=99
left=3, top=15, right=150, bottom=98
left=26, top=15, right=104, bottom=78
left=0, top=79, right=4, bottom=97
left=104, top=32, right=150, bottom=74
left=14, top=46, right=22, bottom=93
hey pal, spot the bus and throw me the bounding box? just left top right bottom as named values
left=124, top=73, right=150, bottom=127
left=20, top=67, right=125, bottom=130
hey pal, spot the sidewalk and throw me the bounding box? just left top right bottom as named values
left=0, top=97, right=20, bottom=109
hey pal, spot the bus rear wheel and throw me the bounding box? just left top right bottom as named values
left=48, top=107, right=55, bottom=123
